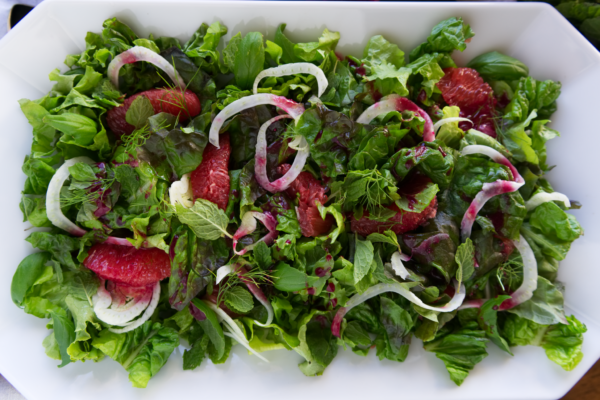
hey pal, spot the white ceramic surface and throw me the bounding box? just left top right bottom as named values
left=1, top=1, right=599, bottom=399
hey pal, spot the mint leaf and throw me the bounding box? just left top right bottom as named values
left=68, top=162, right=96, bottom=182
left=455, top=238, right=475, bottom=290
left=175, top=200, right=231, bottom=240
left=354, top=237, right=374, bottom=284
left=125, top=95, right=154, bottom=129
left=253, top=241, right=272, bottom=270
left=224, top=286, right=254, bottom=313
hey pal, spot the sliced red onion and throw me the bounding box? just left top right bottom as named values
left=525, top=192, right=571, bottom=211
left=92, top=280, right=153, bottom=326
left=355, top=94, right=435, bottom=141
left=205, top=300, right=269, bottom=362
left=238, top=266, right=274, bottom=327
left=108, top=281, right=161, bottom=333
left=391, top=251, right=410, bottom=279
left=459, top=234, right=541, bottom=314
left=107, top=46, right=185, bottom=90
left=255, top=115, right=309, bottom=193
left=433, top=117, right=472, bottom=133
left=331, top=280, right=465, bottom=337
left=460, top=145, right=524, bottom=240
left=233, top=211, right=278, bottom=256
left=209, top=94, right=305, bottom=148
left=46, top=157, right=135, bottom=247
left=253, top=63, right=328, bottom=97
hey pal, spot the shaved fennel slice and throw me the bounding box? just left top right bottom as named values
left=205, top=301, right=269, bottom=362
left=108, top=281, right=161, bottom=333
left=289, top=135, right=309, bottom=151
left=331, top=280, right=465, bottom=337
left=238, top=266, right=274, bottom=327
left=253, top=63, right=328, bottom=97
left=459, top=235, right=542, bottom=315
left=460, top=145, right=525, bottom=240
left=209, top=94, right=305, bottom=148
left=169, top=173, right=194, bottom=208
left=433, top=117, right=472, bottom=133
left=46, top=156, right=94, bottom=237
left=107, top=46, right=185, bottom=90
left=525, top=192, right=571, bottom=211
left=255, top=115, right=309, bottom=192
left=93, top=282, right=153, bottom=326
left=47, top=158, right=135, bottom=246
left=356, top=94, right=435, bottom=141
left=500, top=234, right=539, bottom=311
left=391, top=251, right=410, bottom=279
left=233, top=211, right=278, bottom=255
left=460, top=180, right=524, bottom=240
left=216, top=264, right=235, bottom=285
left=462, top=145, right=524, bottom=183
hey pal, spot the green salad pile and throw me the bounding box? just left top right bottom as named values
left=12, top=16, right=586, bottom=388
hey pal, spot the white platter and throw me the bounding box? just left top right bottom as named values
left=1, top=1, right=599, bottom=399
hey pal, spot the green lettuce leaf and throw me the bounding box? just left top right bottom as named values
left=466, top=51, right=529, bottom=81
left=508, top=276, right=567, bottom=325
left=234, top=32, right=265, bottom=90
left=424, top=322, right=488, bottom=386
left=409, top=17, right=474, bottom=61
left=92, top=322, right=179, bottom=388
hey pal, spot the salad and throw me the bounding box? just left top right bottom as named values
left=11, top=16, right=586, bottom=388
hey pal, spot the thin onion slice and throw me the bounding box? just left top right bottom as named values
left=525, top=192, right=571, bottom=211
left=460, top=145, right=524, bottom=240
left=459, top=235, right=543, bottom=315
left=46, top=157, right=135, bottom=247
left=391, top=251, right=410, bottom=279
left=253, top=63, right=328, bottom=97
left=356, top=94, right=435, bottom=141
left=255, top=115, right=309, bottom=193
left=233, top=211, right=278, bottom=256
left=109, top=281, right=161, bottom=333
left=209, top=94, right=305, bottom=148
left=332, top=280, right=465, bottom=337
left=205, top=301, right=269, bottom=362
left=92, top=281, right=152, bottom=326
left=433, top=117, right=472, bottom=133
left=238, top=266, right=274, bottom=327
left=107, top=46, right=185, bottom=90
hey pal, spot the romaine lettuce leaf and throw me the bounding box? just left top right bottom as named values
left=424, top=321, right=488, bottom=386
left=92, top=321, right=179, bottom=388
